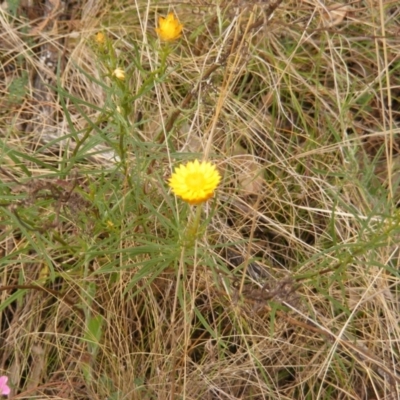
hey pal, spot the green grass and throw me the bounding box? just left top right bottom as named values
left=1, top=0, right=400, bottom=399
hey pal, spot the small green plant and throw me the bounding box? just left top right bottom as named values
left=1, top=1, right=400, bottom=399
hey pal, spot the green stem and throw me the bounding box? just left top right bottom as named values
left=185, top=205, right=203, bottom=247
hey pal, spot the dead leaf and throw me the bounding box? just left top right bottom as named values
left=321, top=3, right=349, bottom=27
left=231, top=144, right=265, bottom=195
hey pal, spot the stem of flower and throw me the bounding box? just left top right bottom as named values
left=185, top=205, right=203, bottom=246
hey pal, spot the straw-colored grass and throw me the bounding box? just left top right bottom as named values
left=1, top=0, right=400, bottom=398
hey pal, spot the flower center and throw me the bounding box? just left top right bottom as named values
left=186, top=172, right=205, bottom=190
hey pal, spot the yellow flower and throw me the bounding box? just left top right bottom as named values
left=156, top=12, right=183, bottom=41
left=112, top=68, right=125, bottom=81
left=169, top=160, right=221, bottom=205
left=95, top=32, right=105, bottom=44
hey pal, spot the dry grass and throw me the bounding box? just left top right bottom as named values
left=1, top=0, right=400, bottom=399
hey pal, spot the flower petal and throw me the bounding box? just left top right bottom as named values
left=156, top=12, right=183, bottom=41
left=169, top=160, right=221, bottom=205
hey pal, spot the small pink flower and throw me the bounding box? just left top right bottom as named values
left=0, top=376, right=10, bottom=396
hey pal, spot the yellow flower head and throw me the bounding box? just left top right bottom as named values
left=156, top=12, right=183, bottom=41
left=112, top=68, right=125, bottom=81
left=169, top=160, right=221, bottom=205
left=95, top=32, right=106, bottom=44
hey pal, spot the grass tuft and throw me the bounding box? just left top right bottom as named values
left=1, top=0, right=400, bottom=398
